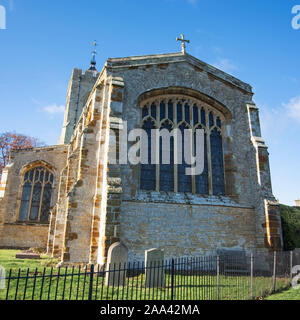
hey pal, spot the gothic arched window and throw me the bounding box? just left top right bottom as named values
left=18, top=166, right=54, bottom=223
left=140, top=95, right=226, bottom=196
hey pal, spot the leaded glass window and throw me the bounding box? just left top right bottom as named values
left=210, top=128, right=225, bottom=195
left=159, top=120, right=174, bottom=191
left=178, top=122, right=192, bottom=193
left=18, top=166, right=54, bottom=222
left=140, top=118, right=156, bottom=191
left=140, top=95, right=225, bottom=195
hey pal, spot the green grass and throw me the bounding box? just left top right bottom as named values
left=265, top=286, right=300, bottom=300
left=0, top=249, right=58, bottom=270
left=0, top=250, right=291, bottom=300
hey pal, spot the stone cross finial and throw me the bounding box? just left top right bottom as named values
left=176, top=34, right=190, bottom=54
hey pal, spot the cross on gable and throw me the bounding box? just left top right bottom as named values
left=176, top=34, right=190, bottom=54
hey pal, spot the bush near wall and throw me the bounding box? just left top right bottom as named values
left=280, top=204, right=300, bottom=250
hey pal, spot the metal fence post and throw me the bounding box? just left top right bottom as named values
left=217, top=255, right=220, bottom=300
left=171, top=258, right=174, bottom=301
left=88, top=264, right=94, bottom=300
left=250, top=253, right=254, bottom=300
left=272, top=251, right=277, bottom=293
left=290, top=250, right=293, bottom=285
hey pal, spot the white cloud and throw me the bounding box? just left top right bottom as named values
left=43, top=104, right=65, bottom=114
left=212, top=58, right=239, bottom=74
left=259, top=96, right=300, bottom=139
left=283, top=96, right=300, bottom=124
left=211, top=46, right=223, bottom=55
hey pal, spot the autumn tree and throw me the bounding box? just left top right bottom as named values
left=0, top=132, right=43, bottom=178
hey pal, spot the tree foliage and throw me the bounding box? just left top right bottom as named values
left=280, top=204, right=300, bottom=250
left=0, top=132, right=42, bottom=178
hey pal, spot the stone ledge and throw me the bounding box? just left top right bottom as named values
left=122, top=191, right=253, bottom=208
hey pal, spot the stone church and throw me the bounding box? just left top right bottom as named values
left=0, top=39, right=283, bottom=265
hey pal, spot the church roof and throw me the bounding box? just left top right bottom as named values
left=104, top=52, right=252, bottom=94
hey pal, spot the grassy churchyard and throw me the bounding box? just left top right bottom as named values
left=0, top=249, right=295, bottom=300
left=0, top=249, right=58, bottom=270
left=265, top=287, right=300, bottom=300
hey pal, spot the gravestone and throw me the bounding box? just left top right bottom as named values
left=145, top=248, right=165, bottom=288
left=15, top=249, right=40, bottom=260
left=105, top=242, right=128, bottom=286
left=0, top=266, right=5, bottom=289
left=217, top=248, right=248, bottom=274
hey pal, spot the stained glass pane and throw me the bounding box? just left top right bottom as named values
left=201, top=108, right=206, bottom=126
left=159, top=121, right=174, bottom=191
left=168, top=101, right=173, bottom=121
left=177, top=123, right=192, bottom=193
left=184, top=104, right=190, bottom=124
left=210, top=128, right=225, bottom=195
left=193, top=105, right=199, bottom=125
left=142, top=106, right=148, bottom=119
left=34, top=169, right=39, bottom=182
left=19, top=182, right=32, bottom=221
left=40, top=184, right=52, bottom=223
left=29, top=182, right=42, bottom=220
left=45, top=171, right=49, bottom=182
left=29, top=169, right=34, bottom=182
left=209, top=112, right=214, bottom=127
left=24, top=171, right=29, bottom=181
left=151, top=103, right=156, bottom=119
left=40, top=170, right=44, bottom=183
left=177, top=103, right=182, bottom=122
left=195, top=132, right=209, bottom=194
left=160, top=102, right=166, bottom=120
left=216, top=117, right=222, bottom=128
left=141, top=119, right=156, bottom=191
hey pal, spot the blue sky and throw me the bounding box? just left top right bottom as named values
left=0, top=0, right=299, bottom=205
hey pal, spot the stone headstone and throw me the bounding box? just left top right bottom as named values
left=0, top=266, right=5, bottom=289
left=145, top=248, right=165, bottom=288
left=105, top=242, right=128, bottom=286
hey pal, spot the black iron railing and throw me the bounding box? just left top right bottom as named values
left=0, top=251, right=295, bottom=300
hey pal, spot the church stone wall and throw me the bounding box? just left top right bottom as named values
left=119, top=197, right=256, bottom=261
left=0, top=145, right=68, bottom=249
left=1, top=224, right=49, bottom=249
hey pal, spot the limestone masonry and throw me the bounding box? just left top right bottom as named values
left=0, top=51, right=283, bottom=266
